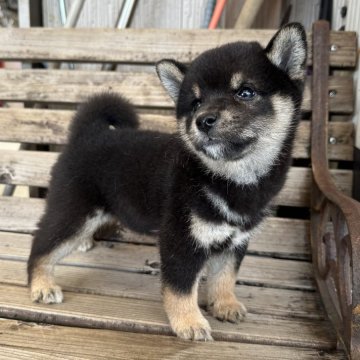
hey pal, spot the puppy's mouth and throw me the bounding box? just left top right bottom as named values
left=194, top=136, right=257, bottom=161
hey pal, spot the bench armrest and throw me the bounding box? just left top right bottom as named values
left=311, top=21, right=360, bottom=358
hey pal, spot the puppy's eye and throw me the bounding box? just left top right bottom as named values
left=192, top=100, right=201, bottom=112
left=235, top=87, right=256, bottom=100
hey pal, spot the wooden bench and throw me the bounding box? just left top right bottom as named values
left=0, top=20, right=358, bottom=359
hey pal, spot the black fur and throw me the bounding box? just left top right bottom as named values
left=28, top=24, right=307, bottom=305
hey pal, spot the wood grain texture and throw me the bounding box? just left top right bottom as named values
left=0, top=70, right=354, bottom=113
left=0, top=150, right=353, bottom=207
left=0, top=319, right=346, bottom=359
left=0, top=229, right=314, bottom=290
left=0, top=198, right=310, bottom=258
left=112, top=217, right=311, bottom=259
left=0, top=28, right=356, bottom=67
left=0, top=285, right=336, bottom=349
left=0, top=108, right=354, bottom=161
left=0, top=197, right=44, bottom=233
left=0, top=23, right=354, bottom=358
left=0, top=257, right=321, bottom=319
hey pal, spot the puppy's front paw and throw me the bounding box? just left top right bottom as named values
left=209, top=299, right=247, bottom=323
left=31, top=283, right=64, bottom=304
left=163, top=285, right=213, bottom=341
left=172, top=316, right=213, bottom=341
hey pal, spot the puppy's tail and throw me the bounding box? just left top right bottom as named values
left=69, top=93, right=139, bottom=141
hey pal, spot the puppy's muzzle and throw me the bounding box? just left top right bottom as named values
left=196, top=113, right=217, bottom=134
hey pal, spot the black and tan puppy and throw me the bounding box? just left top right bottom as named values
left=28, top=23, right=307, bottom=341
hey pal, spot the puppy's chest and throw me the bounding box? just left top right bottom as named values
left=188, top=185, right=264, bottom=250
left=189, top=213, right=250, bottom=250
left=200, top=181, right=270, bottom=227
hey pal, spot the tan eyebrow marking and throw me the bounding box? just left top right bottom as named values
left=192, top=83, right=201, bottom=98
left=230, top=72, right=243, bottom=90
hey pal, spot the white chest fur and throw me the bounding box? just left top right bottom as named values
left=190, top=212, right=250, bottom=250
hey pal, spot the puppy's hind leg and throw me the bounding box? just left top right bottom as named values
left=28, top=209, right=113, bottom=304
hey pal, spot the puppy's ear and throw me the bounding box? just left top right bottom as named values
left=265, top=23, right=307, bottom=81
left=156, top=59, right=187, bottom=103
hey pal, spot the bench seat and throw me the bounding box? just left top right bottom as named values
left=0, top=21, right=358, bottom=358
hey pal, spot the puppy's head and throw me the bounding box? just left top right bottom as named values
left=156, top=23, right=307, bottom=162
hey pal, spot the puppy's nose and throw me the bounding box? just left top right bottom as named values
left=196, top=114, right=217, bottom=133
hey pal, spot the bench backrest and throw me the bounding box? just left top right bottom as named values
left=0, top=27, right=357, bottom=235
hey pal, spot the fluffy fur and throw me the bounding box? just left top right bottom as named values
left=28, top=23, right=307, bottom=341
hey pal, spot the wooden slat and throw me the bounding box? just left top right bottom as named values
left=0, top=70, right=354, bottom=113
left=0, top=219, right=310, bottom=260
left=0, top=28, right=356, bottom=67
left=0, top=197, right=43, bottom=234
left=0, top=256, right=320, bottom=319
left=0, top=198, right=310, bottom=259
left=293, top=120, right=353, bottom=161
left=294, top=120, right=354, bottom=161
left=0, top=108, right=354, bottom=161
left=0, top=232, right=314, bottom=290
left=0, top=284, right=336, bottom=349
left=276, top=167, right=352, bottom=206
left=115, top=217, right=311, bottom=259
left=0, top=150, right=353, bottom=207
left=0, top=108, right=71, bottom=145
left=0, top=318, right=346, bottom=359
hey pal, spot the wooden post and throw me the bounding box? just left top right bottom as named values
left=234, top=0, right=264, bottom=29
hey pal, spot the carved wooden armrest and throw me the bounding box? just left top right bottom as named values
left=311, top=21, right=360, bottom=358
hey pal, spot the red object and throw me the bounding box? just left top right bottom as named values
left=208, top=0, right=227, bottom=29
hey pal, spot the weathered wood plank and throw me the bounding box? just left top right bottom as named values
left=0, top=319, right=346, bottom=359
left=0, top=231, right=314, bottom=290
left=0, top=197, right=43, bottom=233
left=0, top=257, right=321, bottom=319
left=0, top=108, right=354, bottom=161
left=0, top=151, right=353, bottom=207
left=0, top=198, right=310, bottom=259
left=0, top=28, right=356, bottom=67
left=0, top=70, right=354, bottom=113
left=0, top=285, right=336, bottom=349
left=276, top=167, right=352, bottom=207
left=110, top=217, right=311, bottom=259
left=0, top=219, right=310, bottom=259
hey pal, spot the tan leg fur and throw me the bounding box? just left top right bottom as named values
left=30, top=210, right=114, bottom=304
left=30, top=240, right=77, bottom=304
left=207, top=253, right=247, bottom=323
left=163, top=280, right=213, bottom=341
